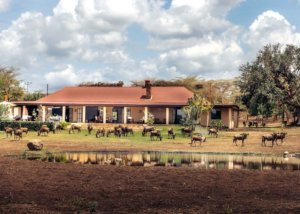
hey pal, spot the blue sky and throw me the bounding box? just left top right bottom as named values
left=0, top=0, right=300, bottom=92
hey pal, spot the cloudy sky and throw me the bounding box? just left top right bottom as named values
left=0, top=0, right=300, bottom=92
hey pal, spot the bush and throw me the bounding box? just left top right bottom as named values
left=0, top=121, right=54, bottom=131
left=58, top=121, right=70, bottom=130
left=210, top=119, right=223, bottom=129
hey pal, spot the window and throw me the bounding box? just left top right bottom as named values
left=211, top=109, right=221, bottom=120
left=77, top=107, right=83, bottom=122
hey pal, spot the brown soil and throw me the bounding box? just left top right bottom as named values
left=1, top=156, right=300, bottom=213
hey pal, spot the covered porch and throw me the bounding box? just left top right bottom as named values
left=15, top=104, right=185, bottom=125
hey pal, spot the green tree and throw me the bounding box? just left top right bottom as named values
left=237, top=44, right=300, bottom=119
left=23, top=91, right=45, bottom=101
left=0, top=67, right=24, bottom=101
left=0, top=104, right=9, bottom=120
left=182, top=94, right=212, bottom=129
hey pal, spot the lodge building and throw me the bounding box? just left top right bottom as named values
left=13, top=81, right=240, bottom=128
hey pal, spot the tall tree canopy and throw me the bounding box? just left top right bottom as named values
left=131, top=76, right=239, bottom=104
left=23, top=91, right=46, bottom=101
left=237, top=44, right=300, bottom=117
left=0, top=67, right=24, bottom=101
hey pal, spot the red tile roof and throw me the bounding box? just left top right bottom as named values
left=20, top=86, right=194, bottom=106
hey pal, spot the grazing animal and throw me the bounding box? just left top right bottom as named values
left=4, top=127, right=13, bottom=138
left=167, top=128, right=176, bottom=139
left=14, top=128, right=23, bottom=140
left=106, top=129, right=114, bottom=137
left=115, top=125, right=131, bottom=136
left=69, top=124, right=81, bottom=134
left=190, top=135, right=206, bottom=146
left=20, top=127, right=29, bottom=135
left=38, top=126, right=50, bottom=136
left=142, top=126, right=155, bottom=136
left=150, top=130, right=162, bottom=141
left=208, top=128, right=218, bottom=138
left=262, top=133, right=277, bottom=147
left=87, top=124, right=93, bottom=135
left=181, top=127, right=193, bottom=137
left=275, top=132, right=287, bottom=144
left=96, top=128, right=105, bottom=138
left=233, top=133, right=249, bottom=146
left=106, top=128, right=121, bottom=137
left=54, top=124, right=63, bottom=133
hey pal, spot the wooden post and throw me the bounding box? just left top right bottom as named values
left=103, top=107, right=107, bottom=124
left=165, top=107, right=169, bottom=125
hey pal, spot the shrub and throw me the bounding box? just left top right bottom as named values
left=59, top=121, right=70, bottom=130
left=0, top=121, right=54, bottom=131
left=210, top=119, right=223, bottom=129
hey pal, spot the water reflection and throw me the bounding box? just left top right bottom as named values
left=55, top=151, right=300, bottom=171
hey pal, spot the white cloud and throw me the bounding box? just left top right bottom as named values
left=1, top=0, right=300, bottom=90
left=0, top=0, right=10, bottom=12
left=45, top=65, right=104, bottom=89
left=245, top=10, right=300, bottom=51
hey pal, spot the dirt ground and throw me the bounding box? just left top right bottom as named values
left=0, top=156, right=300, bottom=213
left=1, top=127, right=300, bottom=213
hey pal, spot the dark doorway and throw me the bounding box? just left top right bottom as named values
left=112, top=107, right=123, bottom=123
left=86, top=106, right=98, bottom=122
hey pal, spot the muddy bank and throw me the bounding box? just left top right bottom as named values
left=0, top=157, right=300, bottom=213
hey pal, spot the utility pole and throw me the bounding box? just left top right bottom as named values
left=46, top=84, right=49, bottom=96
left=25, top=82, right=32, bottom=93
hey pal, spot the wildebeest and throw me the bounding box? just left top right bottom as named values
left=106, top=128, right=121, bottom=137
left=233, top=133, right=249, bottom=146
left=96, top=128, right=105, bottom=138
left=38, top=126, right=50, bottom=136
left=150, top=130, right=162, bottom=141
left=167, top=128, right=176, bottom=139
left=208, top=128, right=218, bottom=138
left=190, top=135, right=206, bottom=146
left=142, top=126, right=155, bottom=136
left=4, top=127, right=13, bottom=138
left=14, top=128, right=23, bottom=140
left=275, top=132, right=287, bottom=144
left=87, top=124, right=93, bottom=135
left=54, top=124, right=63, bottom=133
left=20, top=127, right=29, bottom=135
left=123, top=127, right=134, bottom=136
left=262, top=133, right=277, bottom=147
left=114, top=125, right=134, bottom=136
left=69, top=124, right=81, bottom=134
left=181, top=127, right=193, bottom=137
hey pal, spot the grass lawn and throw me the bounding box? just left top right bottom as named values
left=0, top=125, right=300, bottom=155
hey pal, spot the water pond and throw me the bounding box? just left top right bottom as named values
left=21, top=151, right=300, bottom=171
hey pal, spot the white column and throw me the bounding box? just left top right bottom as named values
left=103, top=107, right=107, bottom=124
left=144, top=107, right=148, bottom=123
left=165, top=107, right=170, bottom=125
left=22, top=105, right=27, bottom=120
left=82, top=106, right=86, bottom=123
left=123, top=107, right=127, bottom=124
left=62, top=106, right=66, bottom=122
left=42, top=106, right=46, bottom=122
left=228, top=108, right=232, bottom=129
left=206, top=112, right=210, bottom=127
